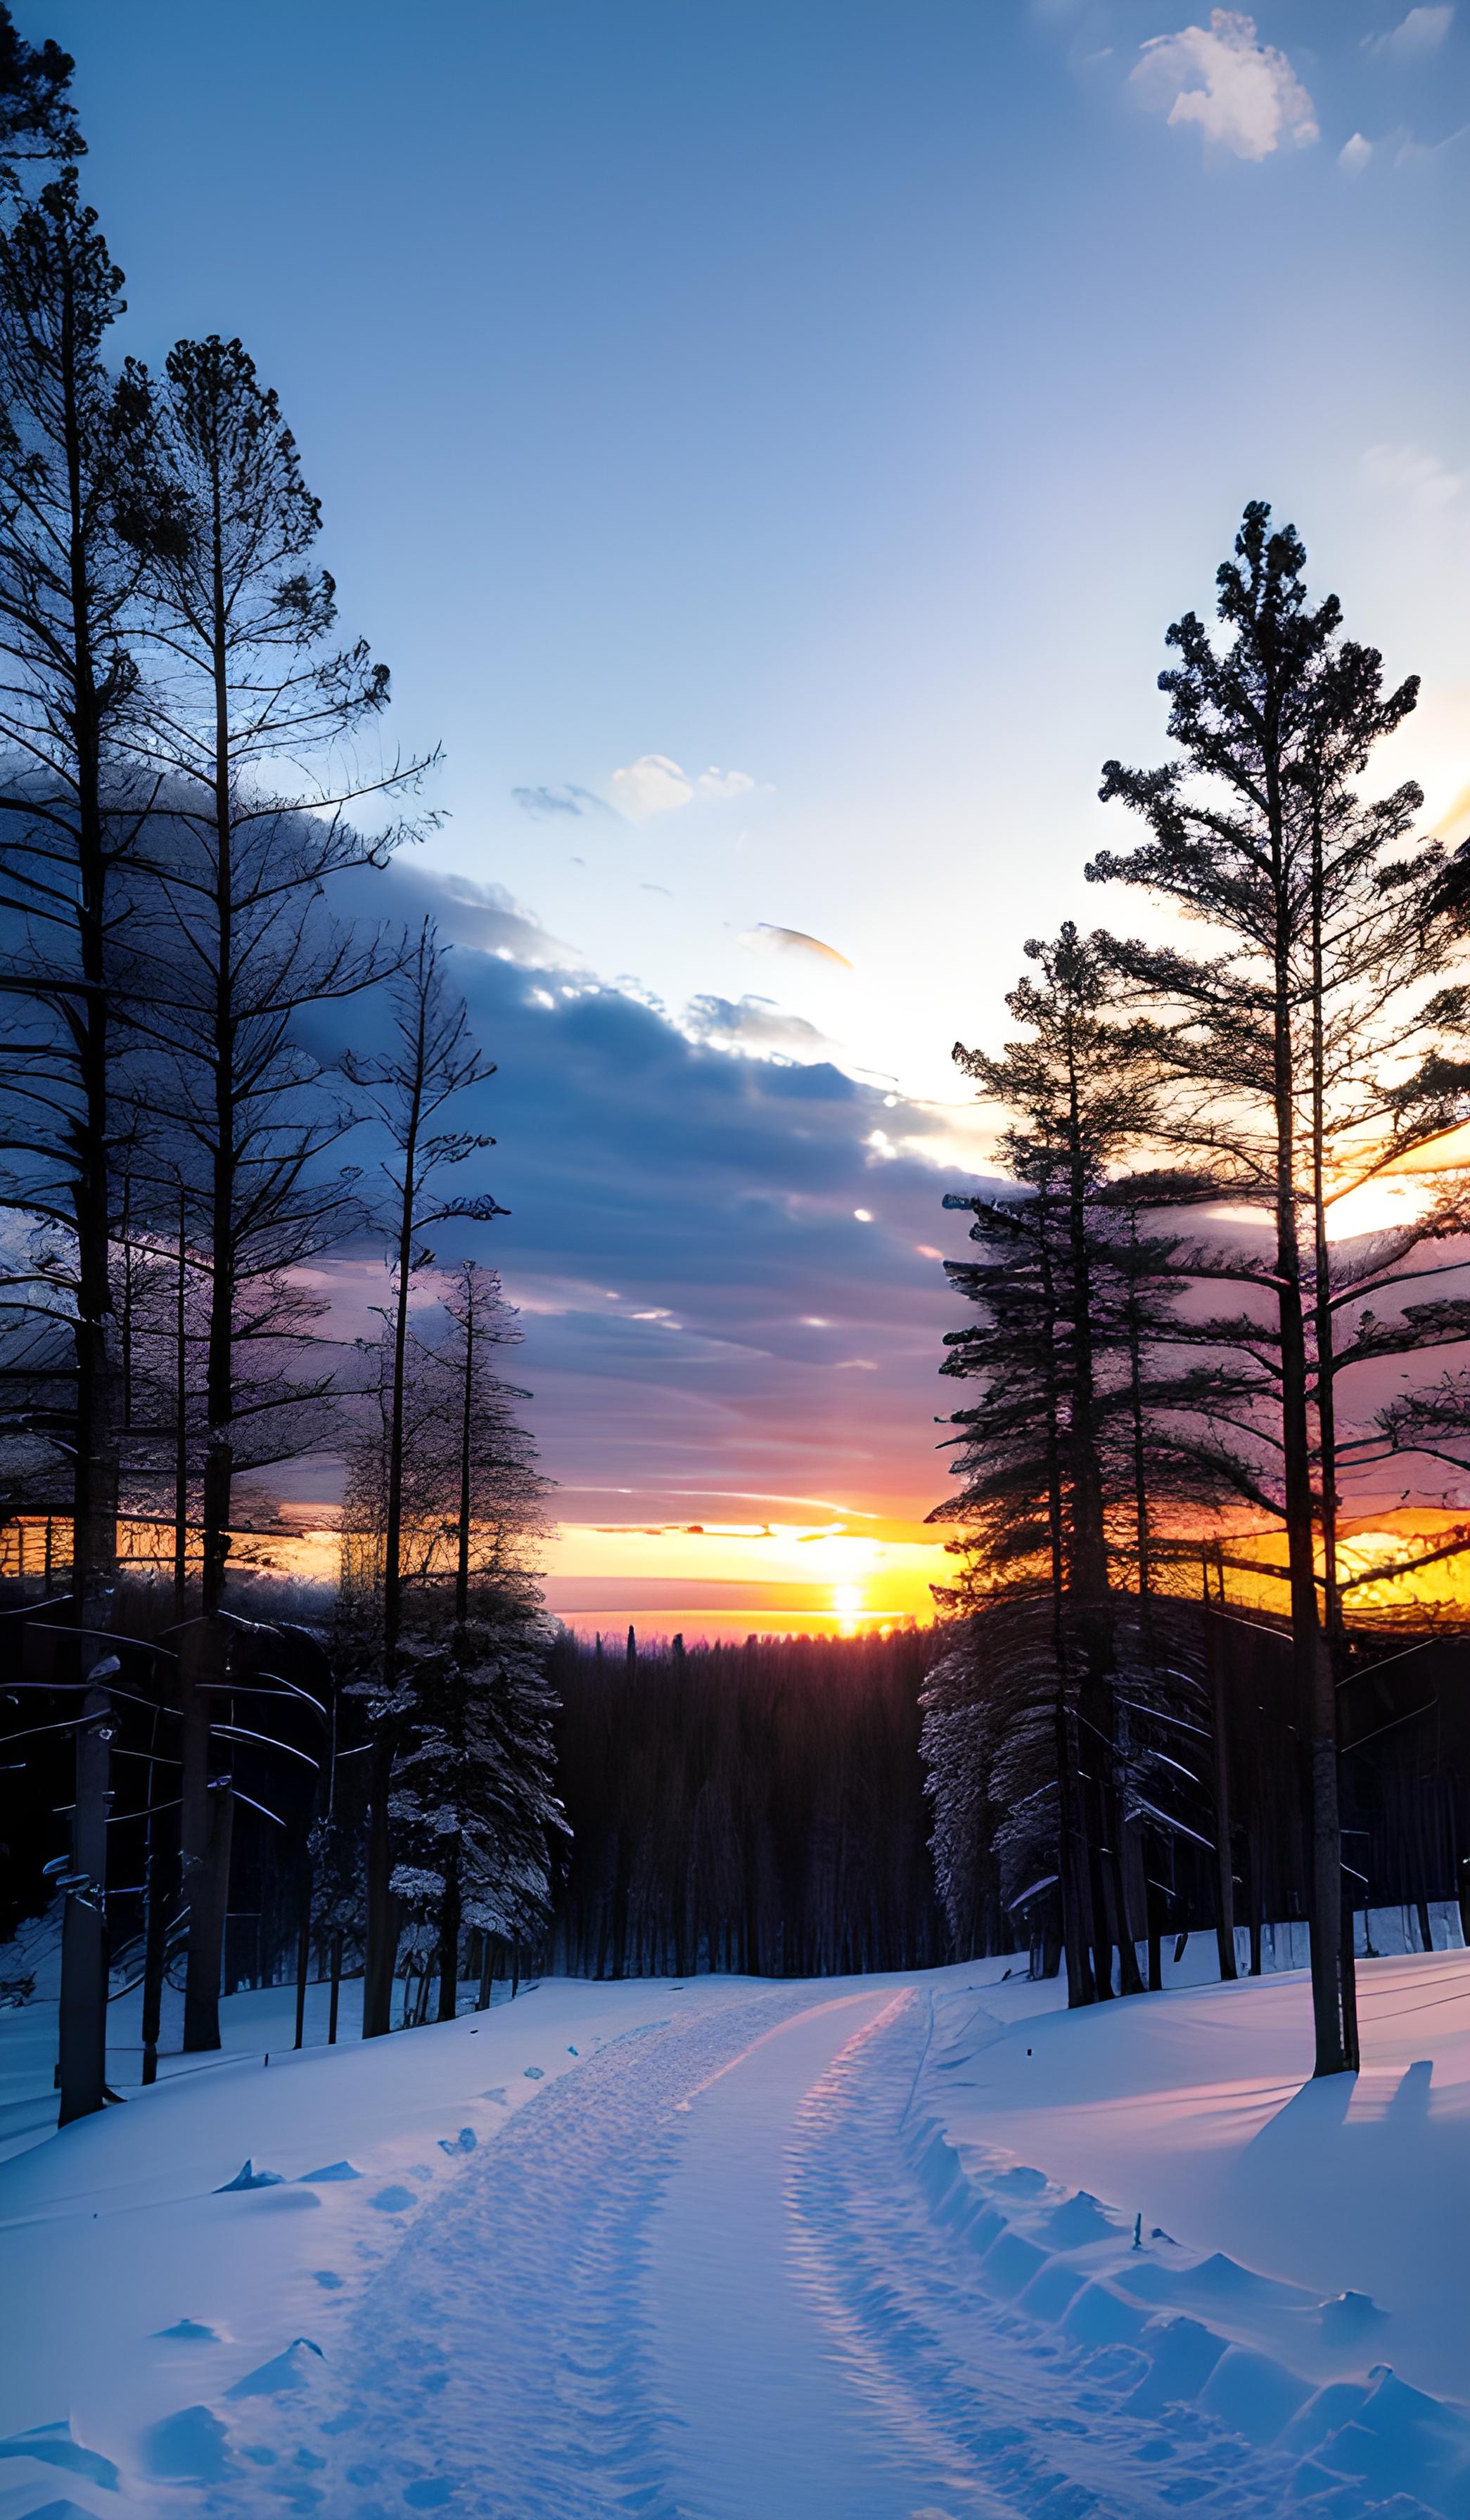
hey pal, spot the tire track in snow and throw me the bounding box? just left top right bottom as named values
left=203, top=1988, right=822, bottom=2519
left=784, top=1987, right=1432, bottom=2519
left=199, top=1979, right=1440, bottom=2519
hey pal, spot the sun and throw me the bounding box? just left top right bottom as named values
left=832, top=1585, right=864, bottom=1616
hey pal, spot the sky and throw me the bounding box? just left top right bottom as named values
left=40, top=1, right=1470, bottom=1631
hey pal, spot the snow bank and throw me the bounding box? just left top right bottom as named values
left=917, top=1946, right=1470, bottom=2513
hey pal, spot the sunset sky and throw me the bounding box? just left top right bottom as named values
left=48, top=1, right=1470, bottom=1630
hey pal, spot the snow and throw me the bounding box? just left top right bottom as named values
left=0, top=1943, right=1465, bottom=2516
left=928, top=1946, right=1470, bottom=2408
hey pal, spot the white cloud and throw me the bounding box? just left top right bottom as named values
left=1339, top=131, right=1374, bottom=172
left=695, top=766, right=755, bottom=802
left=1362, top=440, right=1466, bottom=510
left=608, top=753, right=757, bottom=817
left=1364, top=6, right=1454, bottom=60
left=608, top=753, right=694, bottom=816
left=1132, top=11, right=1318, bottom=160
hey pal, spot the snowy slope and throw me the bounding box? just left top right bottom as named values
left=0, top=1951, right=1465, bottom=2517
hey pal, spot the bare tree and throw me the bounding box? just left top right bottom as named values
left=340, top=925, right=501, bottom=2036
left=345, top=1260, right=544, bottom=1621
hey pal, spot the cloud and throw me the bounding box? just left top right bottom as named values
left=1131, top=11, right=1318, bottom=159
left=1339, top=131, right=1374, bottom=172
left=1428, top=779, right=1470, bottom=843
left=512, top=785, right=582, bottom=818
left=306, top=862, right=973, bottom=1519
left=1364, top=6, right=1454, bottom=59
left=694, top=766, right=755, bottom=802
left=1392, top=119, right=1470, bottom=160
left=372, top=869, right=584, bottom=970
left=609, top=753, right=693, bottom=816
left=1362, top=440, right=1466, bottom=510
left=511, top=783, right=619, bottom=821
left=608, top=754, right=758, bottom=817
left=739, top=922, right=854, bottom=971
left=682, top=994, right=836, bottom=1063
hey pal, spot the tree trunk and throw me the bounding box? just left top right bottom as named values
left=139, top=1771, right=170, bottom=2086
left=173, top=1187, right=190, bottom=1617
left=294, top=1861, right=312, bottom=2050
left=363, top=1737, right=399, bottom=2037
left=1145, top=1853, right=1165, bottom=1993
left=57, top=1684, right=111, bottom=2125
left=1206, top=1607, right=1239, bottom=1982
left=1275, top=1094, right=1352, bottom=2066
left=200, top=458, right=238, bottom=1625
left=455, top=1291, right=474, bottom=1627
left=179, top=1619, right=233, bottom=2052
left=437, top=1854, right=461, bottom=2023
left=364, top=982, right=426, bottom=2033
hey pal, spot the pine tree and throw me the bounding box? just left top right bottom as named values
left=0, top=174, right=148, bottom=1632
left=932, top=927, right=1216, bottom=1998
left=344, top=1256, right=551, bottom=2021
left=0, top=6, right=80, bottom=191
left=1087, top=502, right=1458, bottom=2074
left=0, top=171, right=158, bottom=2124
left=390, top=1621, right=567, bottom=2024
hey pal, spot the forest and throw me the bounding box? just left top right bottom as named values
left=2, top=1, right=1470, bottom=2133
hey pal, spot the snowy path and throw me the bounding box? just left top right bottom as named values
left=190, top=1980, right=1411, bottom=2520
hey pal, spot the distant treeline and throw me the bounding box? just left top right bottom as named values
left=543, top=1628, right=947, bottom=1979
left=1, top=1608, right=948, bottom=1991
left=5, top=1589, right=1465, bottom=2001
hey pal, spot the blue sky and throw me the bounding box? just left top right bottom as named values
left=41, top=1, right=1470, bottom=1597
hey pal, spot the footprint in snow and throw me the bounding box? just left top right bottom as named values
left=312, top=2271, right=345, bottom=2289
left=437, top=2127, right=478, bottom=2155
left=369, top=2184, right=418, bottom=2213
left=479, top=2087, right=506, bottom=2104
left=523, top=2066, right=544, bottom=2080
